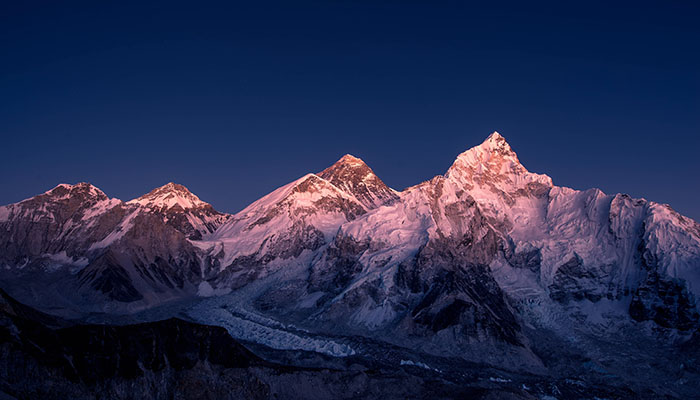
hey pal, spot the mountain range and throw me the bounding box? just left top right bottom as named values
left=1, top=132, right=699, bottom=399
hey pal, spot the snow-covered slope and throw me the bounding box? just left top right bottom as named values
left=206, top=155, right=398, bottom=288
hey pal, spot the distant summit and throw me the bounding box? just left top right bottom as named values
left=318, top=154, right=398, bottom=209
left=128, top=182, right=209, bottom=211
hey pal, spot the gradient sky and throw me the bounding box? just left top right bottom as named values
left=1, top=1, right=699, bottom=220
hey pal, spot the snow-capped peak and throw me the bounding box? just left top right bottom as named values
left=336, top=154, right=366, bottom=167
left=485, top=130, right=507, bottom=143
left=128, top=182, right=208, bottom=210
left=319, top=154, right=373, bottom=182
left=449, top=131, right=519, bottom=172
left=445, top=131, right=553, bottom=190
left=45, top=182, right=108, bottom=201
left=318, top=154, right=398, bottom=209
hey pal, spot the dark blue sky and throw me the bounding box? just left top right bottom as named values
left=2, top=1, right=699, bottom=220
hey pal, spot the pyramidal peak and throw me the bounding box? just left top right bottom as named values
left=483, top=130, right=513, bottom=151
left=485, top=130, right=506, bottom=142
left=318, top=154, right=399, bottom=209
left=319, top=154, right=372, bottom=177
left=336, top=153, right=365, bottom=166
left=319, top=154, right=373, bottom=183
left=129, top=182, right=208, bottom=210
left=446, top=131, right=552, bottom=191
left=454, top=131, right=519, bottom=167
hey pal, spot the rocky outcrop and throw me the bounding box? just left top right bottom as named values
left=629, top=272, right=699, bottom=330
left=309, top=234, right=371, bottom=294
left=548, top=254, right=619, bottom=303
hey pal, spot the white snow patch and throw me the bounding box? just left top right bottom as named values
left=88, top=210, right=138, bottom=250
left=42, top=251, right=89, bottom=272
left=400, top=359, right=441, bottom=373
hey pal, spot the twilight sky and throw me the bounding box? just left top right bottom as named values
left=1, top=1, right=699, bottom=220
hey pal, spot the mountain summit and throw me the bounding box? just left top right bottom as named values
left=318, top=154, right=398, bottom=209
left=128, top=182, right=208, bottom=211
left=127, top=182, right=230, bottom=240
left=447, top=132, right=543, bottom=178
left=446, top=132, right=553, bottom=204
left=45, top=182, right=108, bottom=201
